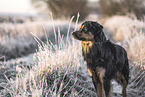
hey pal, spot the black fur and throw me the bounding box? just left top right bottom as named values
left=72, top=21, right=129, bottom=97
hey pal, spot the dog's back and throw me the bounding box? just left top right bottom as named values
left=98, top=40, right=129, bottom=82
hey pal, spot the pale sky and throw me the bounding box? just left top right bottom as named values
left=0, top=0, right=97, bottom=14
left=0, top=0, right=37, bottom=14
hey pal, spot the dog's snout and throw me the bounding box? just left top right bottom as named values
left=72, top=31, right=79, bottom=35
left=72, top=32, right=75, bottom=35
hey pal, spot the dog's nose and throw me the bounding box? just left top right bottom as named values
left=72, top=31, right=76, bottom=35
left=72, top=31, right=79, bottom=34
left=72, top=32, right=75, bottom=35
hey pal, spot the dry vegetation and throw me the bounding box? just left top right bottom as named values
left=0, top=0, right=145, bottom=96
left=0, top=15, right=145, bottom=97
left=99, top=0, right=145, bottom=19
left=0, top=20, right=74, bottom=60
left=0, top=22, right=96, bottom=96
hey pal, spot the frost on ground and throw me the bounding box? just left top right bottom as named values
left=0, top=54, right=34, bottom=96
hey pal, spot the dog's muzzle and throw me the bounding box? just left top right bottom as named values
left=72, top=31, right=79, bottom=36
left=72, top=31, right=85, bottom=41
left=72, top=31, right=79, bottom=39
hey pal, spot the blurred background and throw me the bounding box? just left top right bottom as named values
left=0, top=0, right=145, bottom=59
left=0, top=0, right=145, bottom=22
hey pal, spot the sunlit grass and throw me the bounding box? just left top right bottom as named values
left=104, top=15, right=145, bottom=42
left=1, top=32, right=95, bottom=97
left=0, top=20, right=74, bottom=60
left=125, top=31, right=145, bottom=67
left=0, top=16, right=96, bottom=97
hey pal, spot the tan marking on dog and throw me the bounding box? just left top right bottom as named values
left=87, top=67, right=93, bottom=77
left=82, top=41, right=93, bottom=55
left=81, top=32, right=94, bottom=41
left=96, top=83, right=106, bottom=97
left=100, top=58, right=104, bottom=62
left=116, top=72, right=127, bottom=97
left=96, top=67, right=105, bottom=79
left=80, top=25, right=85, bottom=29
left=96, top=67, right=106, bottom=97
left=116, top=72, right=122, bottom=81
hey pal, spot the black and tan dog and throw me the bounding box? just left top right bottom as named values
left=72, top=21, right=129, bottom=97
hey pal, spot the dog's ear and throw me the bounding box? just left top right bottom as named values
left=91, top=21, right=106, bottom=42
left=92, top=21, right=103, bottom=30
left=98, top=22, right=103, bottom=28
left=89, top=21, right=103, bottom=35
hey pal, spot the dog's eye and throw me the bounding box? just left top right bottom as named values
left=84, top=27, right=87, bottom=31
left=82, top=27, right=87, bottom=32
left=83, top=27, right=88, bottom=34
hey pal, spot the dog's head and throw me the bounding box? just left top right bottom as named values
left=72, top=21, right=106, bottom=42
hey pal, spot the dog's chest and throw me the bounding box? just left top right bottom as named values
left=82, top=41, right=93, bottom=59
left=82, top=41, right=93, bottom=54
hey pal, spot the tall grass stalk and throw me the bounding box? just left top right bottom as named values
left=50, top=12, right=57, bottom=43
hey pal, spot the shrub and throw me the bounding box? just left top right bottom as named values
left=31, top=0, right=90, bottom=21
left=104, top=16, right=145, bottom=42
left=99, top=0, right=145, bottom=19
left=125, top=31, right=145, bottom=67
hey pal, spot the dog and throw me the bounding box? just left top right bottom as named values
left=72, top=21, right=129, bottom=97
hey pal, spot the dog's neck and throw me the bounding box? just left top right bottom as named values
left=82, top=41, right=100, bottom=54
left=82, top=41, right=100, bottom=63
left=82, top=41, right=100, bottom=45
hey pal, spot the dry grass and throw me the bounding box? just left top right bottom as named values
left=0, top=15, right=145, bottom=97
left=0, top=17, right=96, bottom=97
left=0, top=20, right=74, bottom=60
left=125, top=31, right=145, bottom=68
left=104, top=15, right=145, bottom=42
left=0, top=33, right=96, bottom=97
left=0, top=20, right=73, bottom=50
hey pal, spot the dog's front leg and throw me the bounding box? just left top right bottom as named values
left=103, top=77, right=111, bottom=97
left=92, top=72, right=106, bottom=97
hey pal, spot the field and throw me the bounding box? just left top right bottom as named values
left=0, top=15, right=145, bottom=97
